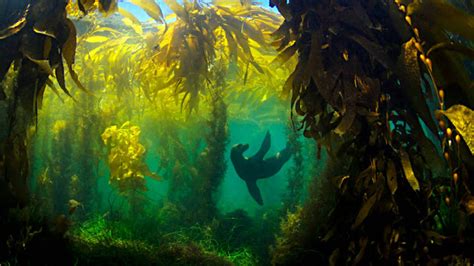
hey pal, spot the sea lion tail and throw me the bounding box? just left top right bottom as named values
left=245, top=180, right=263, bottom=205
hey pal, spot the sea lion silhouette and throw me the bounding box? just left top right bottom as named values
left=230, top=131, right=292, bottom=205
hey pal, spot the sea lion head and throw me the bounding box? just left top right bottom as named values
left=232, top=143, right=249, bottom=153
left=231, top=143, right=249, bottom=159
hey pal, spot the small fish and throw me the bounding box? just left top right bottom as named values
left=68, top=199, right=82, bottom=215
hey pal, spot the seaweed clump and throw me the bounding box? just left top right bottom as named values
left=270, top=0, right=474, bottom=264
left=101, top=122, right=160, bottom=213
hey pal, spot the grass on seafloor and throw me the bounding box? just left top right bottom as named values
left=70, top=215, right=259, bottom=265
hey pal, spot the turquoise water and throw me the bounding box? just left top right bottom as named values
left=27, top=80, right=315, bottom=263
left=220, top=120, right=291, bottom=213
left=31, top=94, right=310, bottom=215
left=21, top=2, right=314, bottom=263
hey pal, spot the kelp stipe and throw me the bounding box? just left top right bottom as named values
left=281, top=119, right=305, bottom=213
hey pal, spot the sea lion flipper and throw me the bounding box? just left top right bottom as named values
left=245, top=180, right=263, bottom=205
left=277, top=144, right=293, bottom=163
left=253, top=131, right=271, bottom=161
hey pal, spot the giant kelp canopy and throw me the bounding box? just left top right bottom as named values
left=66, top=0, right=283, bottom=114
left=148, top=0, right=281, bottom=111
left=270, top=0, right=474, bottom=264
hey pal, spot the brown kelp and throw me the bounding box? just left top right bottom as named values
left=72, top=91, right=101, bottom=217
left=0, top=1, right=119, bottom=262
left=270, top=0, right=474, bottom=264
left=0, top=0, right=288, bottom=264
left=282, top=120, right=305, bottom=213
left=149, top=0, right=280, bottom=111
left=0, top=0, right=117, bottom=211
left=50, top=119, right=74, bottom=215
left=194, top=69, right=229, bottom=222
left=101, top=122, right=160, bottom=213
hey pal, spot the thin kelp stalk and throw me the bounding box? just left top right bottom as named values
left=195, top=82, right=229, bottom=222
left=126, top=188, right=146, bottom=215
left=69, top=101, right=81, bottom=205
left=32, top=102, right=54, bottom=217
left=157, top=116, right=203, bottom=225
left=74, top=89, right=101, bottom=217
left=160, top=64, right=230, bottom=224
left=282, top=120, right=304, bottom=213
left=51, top=119, right=74, bottom=215
left=160, top=119, right=188, bottom=207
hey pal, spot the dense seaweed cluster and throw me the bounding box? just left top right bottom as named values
left=270, top=0, right=474, bottom=264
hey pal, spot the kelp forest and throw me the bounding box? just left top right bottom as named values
left=0, top=0, right=473, bottom=265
